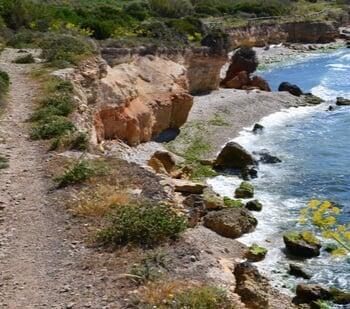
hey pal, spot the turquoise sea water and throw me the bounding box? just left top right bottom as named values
left=209, top=48, right=350, bottom=295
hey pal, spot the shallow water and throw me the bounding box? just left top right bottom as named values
left=209, top=48, right=350, bottom=294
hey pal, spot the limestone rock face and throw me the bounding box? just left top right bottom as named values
left=95, top=55, right=193, bottom=145
left=282, top=21, right=337, bottom=43
left=203, top=207, right=257, bottom=238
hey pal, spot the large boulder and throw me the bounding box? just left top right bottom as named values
left=303, top=93, right=324, bottom=105
left=215, top=142, right=255, bottom=170
left=336, top=97, right=350, bottom=106
left=246, top=244, right=268, bottom=262
left=283, top=231, right=321, bottom=258
left=203, top=207, right=257, bottom=238
left=224, top=71, right=249, bottom=89
left=222, top=47, right=258, bottom=85
left=234, top=262, right=269, bottom=309
left=173, top=179, right=207, bottom=194
left=289, top=263, right=312, bottom=279
left=203, top=187, right=225, bottom=210
left=278, top=82, right=303, bottom=96
left=250, top=75, right=271, bottom=92
left=245, top=199, right=262, bottom=211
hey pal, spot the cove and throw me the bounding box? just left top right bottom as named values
left=209, top=48, right=350, bottom=293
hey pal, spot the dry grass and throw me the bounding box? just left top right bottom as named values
left=71, top=184, right=131, bottom=217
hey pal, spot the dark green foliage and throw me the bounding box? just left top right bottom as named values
left=55, top=160, right=97, bottom=188
left=50, top=131, right=89, bottom=151
left=39, top=34, right=94, bottom=67
left=30, top=115, right=76, bottom=140
left=98, top=203, right=187, bottom=247
left=149, top=0, right=194, bottom=18
left=13, top=53, right=35, bottom=64
left=0, top=154, right=9, bottom=169
left=123, top=1, right=150, bottom=21
left=0, top=70, right=9, bottom=97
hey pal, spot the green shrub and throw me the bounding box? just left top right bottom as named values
left=30, top=115, right=76, bottom=140
left=12, top=53, right=34, bottom=64
left=98, top=203, right=187, bottom=247
left=149, top=0, right=194, bottom=18
left=123, top=1, right=150, bottom=21
left=223, top=196, right=243, bottom=208
left=50, top=131, right=89, bottom=151
left=55, top=160, right=97, bottom=188
left=0, top=70, right=10, bottom=97
left=0, top=154, right=9, bottom=169
left=39, top=34, right=94, bottom=67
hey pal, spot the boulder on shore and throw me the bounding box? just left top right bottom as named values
left=246, top=244, right=268, bottom=262
left=173, top=179, right=207, bottom=194
left=203, top=187, right=225, bottom=210
left=245, top=199, right=262, bottom=211
left=283, top=231, right=321, bottom=258
left=148, top=151, right=177, bottom=175
left=336, top=97, right=350, bottom=106
left=278, top=82, right=303, bottom=96
left=250, top=75, right=271, bottom=92
left=252, top=123, right=264, bottom=134
left=235, top=181, right=254, bottom=198
left=295, top=284, right=331, bottom=304
left=289, top=263, right=312, bottom=279
left=234, top=262, right=269, bottom=309
left=215, top=142, right=255, bottom=170
left=203, top=207, right=257, bottom=238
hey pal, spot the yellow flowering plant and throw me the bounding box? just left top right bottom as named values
left=300, top=200, right=350, bottom=255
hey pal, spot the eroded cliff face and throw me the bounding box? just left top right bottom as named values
left=95, top=55, right=193, bottom=145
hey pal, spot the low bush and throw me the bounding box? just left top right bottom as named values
left=55, top=160, right=99, bottom=188
left=149, top=0, right=194, bottom=18
left=30, top=115, right=76, bottom=140
left=12, top=53, right=34, bottom=64
left=98, top=203, right=187, bottom=247
left=50, top=131, right=89, bottom=151
left=39, top=34, right=94, bottom=67
left=0, top=70, right=10, bottom=97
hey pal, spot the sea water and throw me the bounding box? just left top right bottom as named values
left=209, top=48, right=350, bottom=293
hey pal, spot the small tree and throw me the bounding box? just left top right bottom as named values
left=300, top=200, right=350, bottom=255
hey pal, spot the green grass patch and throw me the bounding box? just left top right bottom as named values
left=209, top=112, right=230, bottom=126
left=50, top=131, right=89, bottom=151
left=0, top=70, right=10, bottom=102
left=0, top=154, right=9, bottom=169
left=12, top=53, right=35, bottom=64
left=97, top=203, right=187, bottom=247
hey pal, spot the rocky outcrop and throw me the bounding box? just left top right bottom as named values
left=289, top=263, right=312, bottom=279
left=278, top=82, right=303, bottom=96
left=148, top=151, right=177, bottom=175
left=295, top=284, right=331, bottom=304
left=95, top=56, right=193, bottom=145
left=283, top=231, right=321, bottom=258
left=336, top=97, right=350, bottom=106
left=235, top=181, right=254, bottom=198
left=282, top=21, right=338, bottom=43
left=234, top=262, right=270, bottom=309
left=246, top=244, right=267, bottom=262
left=245, top=200, right=262, bottom=211
left=215, top=142, right=255, bottom=170
left=203, top=207, right=257, bottom=238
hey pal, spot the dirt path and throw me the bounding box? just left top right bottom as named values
left=0, top=48, right=79, bottom=308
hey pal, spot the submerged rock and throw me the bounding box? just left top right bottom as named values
left=303, top=93, right=324, bottom=105
left=336, top=97, right=350, bottom=106
left=234, top=262, right=269, bottom=309
left=278, top=82, right=303, bottom=96
left=203, top=207, right=257, bottom=238
left=245, top=199, right=262, bottom=211
left=283, top=231, right=321, bottom=258
left=289, top=263, right=312, bottom=279
left=235, top=181, right=254, bottom=198
left=253, top=150, right=282, bottom=164
left=215, top=142, right=255, bottom=170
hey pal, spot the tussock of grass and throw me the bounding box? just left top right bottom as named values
left=50, top=131, right=89, bottom=151
left=140, top=282, right=234, bottom=308
left=0, top=70, right=10, bottom=102
left=97, top=203, right=187, bottom=247
left=55, top=159, right=105, bottom=188
left=0, top=154, right=9, bottom=169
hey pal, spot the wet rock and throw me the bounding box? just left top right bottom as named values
left=234, top=262, right=269, bottom=309
left=278, top=82, right=303, bottom=96
left=283, top=231, right=321, bottom=258
left=173, top=179, right=206, bottom=194
left=215, top=142, right=255, bottom=170
left=327, top=105, right=335, bottom=111
left=289, top=263, right=312, bottom=279
left=235, top=181, right=254, bottom=199
left=242, top=167, right=258, bottom=180
left=303, top=93, right=324, bottom=105
left=203, top=207, right=257, bottom=238
left=336, top=97, right=350, bottom=106
left=252, top=123, right=264, bottom=134
left=253, top=150, right=281, bottom=164
left=246, top=244, right=268, bottom=262
left=245, top=200, right=262, bottom=211
left=330, top=288, right=350, bottom=305
left=295, top=284, right=331, bottom=304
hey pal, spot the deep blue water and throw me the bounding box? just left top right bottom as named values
left=210, top=49, right=350, bottom=294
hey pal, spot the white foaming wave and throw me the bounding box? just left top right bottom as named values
left=233, top=104, right=326, bottom=152
left=311, top=84, right=350, bottom=101
left=207, top=175, right=241, bottom=198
